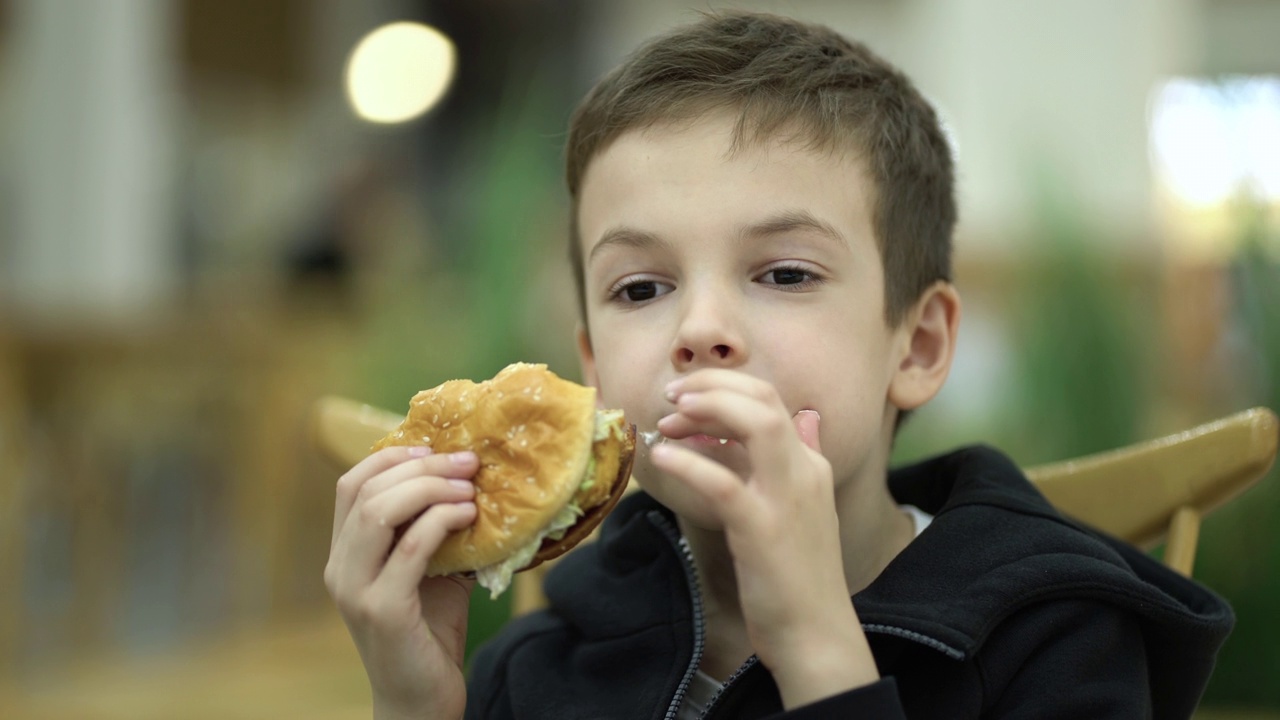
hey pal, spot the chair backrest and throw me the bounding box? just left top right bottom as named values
left=311, top=398, right=1278, bottom=612
left=1026, top=407, right=1277, bottom=576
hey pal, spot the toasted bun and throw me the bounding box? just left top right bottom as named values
left=372, top=363, right=597, bottom=576
left=528, top=422, right=636, bottom=569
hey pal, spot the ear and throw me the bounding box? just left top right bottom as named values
left=887, top=281, right=961, bottom=412
left=575, top=324, right=605, bottom=406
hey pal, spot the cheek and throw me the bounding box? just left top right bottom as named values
left=588, top=323, right=662, bottom=407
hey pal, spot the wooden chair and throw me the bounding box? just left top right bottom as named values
left=311, top=399, right=1279, bottom=613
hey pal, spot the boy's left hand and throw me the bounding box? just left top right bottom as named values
left=653, top=369, right=880, bottom=708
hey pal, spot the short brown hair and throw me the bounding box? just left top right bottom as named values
left=565, top=11, right=955, bottom=326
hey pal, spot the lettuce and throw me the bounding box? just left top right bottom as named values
left=476, top=501, right=584, bottom=599
left=474, top=411, right=625, bottom=599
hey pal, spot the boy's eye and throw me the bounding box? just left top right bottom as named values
left=759, top=265, right=822, bottom=288
left=768, top=268, right=808, bottom=285
left=609, top=278, right=673, bottom=304
left=624, top=282, right=660, bottom=301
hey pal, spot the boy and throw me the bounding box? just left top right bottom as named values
left=325, top=11, right=1233, bottom=719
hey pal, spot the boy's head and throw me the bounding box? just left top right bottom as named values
left=566, top=12, right=960, bottom=515
left=566, top=11, right=956, bottom=329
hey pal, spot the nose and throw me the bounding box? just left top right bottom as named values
left=671, top=285, right=748, bottom=371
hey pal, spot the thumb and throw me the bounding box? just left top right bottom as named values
left=793, top=410, right=822, bottom=452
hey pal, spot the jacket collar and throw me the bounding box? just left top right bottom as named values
left=545, top=445, right=1233, bottom=662
left=863, top=445, right=1233, bottom=659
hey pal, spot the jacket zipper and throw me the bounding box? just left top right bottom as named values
left=695, top=625, right=958, bottom=719
left=697, top=655, right=758, bottom=719
left=649, top=512, right=708, bottom=720
left=649, top=510, right=963, bottom=718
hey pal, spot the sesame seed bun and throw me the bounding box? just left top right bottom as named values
left=371, top=363, right=634, bottom=583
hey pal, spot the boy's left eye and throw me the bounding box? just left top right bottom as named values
left=758, top=266, right=821, bottom=288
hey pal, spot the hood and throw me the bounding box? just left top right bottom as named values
left=870, top=445, right=1234, bottom=714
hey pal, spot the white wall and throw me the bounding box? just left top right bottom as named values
left=5, top=0, right=180, bottom=327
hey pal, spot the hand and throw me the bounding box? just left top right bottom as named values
left=325, top=446, right=480, bottom=720
left=653, top=369, right=878, bottom=708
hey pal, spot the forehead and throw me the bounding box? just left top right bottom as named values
left=576, top=112, right=876, bottom=259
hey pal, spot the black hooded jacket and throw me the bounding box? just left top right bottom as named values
left=465, top=445, right=1234, bottom=719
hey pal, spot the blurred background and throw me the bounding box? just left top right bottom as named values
left=0, top=0, right=1277, bottom=717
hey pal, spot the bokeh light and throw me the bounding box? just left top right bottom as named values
left=345, top=22, right=456, bottom=124
left=1150, top=76, right=1280, bottom=206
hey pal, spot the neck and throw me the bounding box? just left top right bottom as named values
left=677, top=520, right=753, bottom=679
left=833, top=418, right=918, bottom=596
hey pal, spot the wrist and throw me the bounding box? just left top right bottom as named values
left=769, top=624, right=879, bottom=710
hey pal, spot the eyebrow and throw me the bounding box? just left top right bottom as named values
left=587, top=227, right=670, bottom=264
left=587, top=209, right=847, bottom=264
left=736, top=209, right=848, bottom=248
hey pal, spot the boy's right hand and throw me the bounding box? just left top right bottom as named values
left=325, top=446, right=480, bottom=720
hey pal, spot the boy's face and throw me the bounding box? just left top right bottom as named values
left=575, top=112, right=919, bottom=525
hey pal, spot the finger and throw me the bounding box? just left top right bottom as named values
left=334, top=446, right=432, bottom=544
left=362, top=476, right=476, bottom=531
left=376, top=501, right=478, bottom=598
left=360, top=451, right=479, bottom=504
left=659, top=390, right=795, bottom=473
left=333, top=449, right=477, bottom=550
left=665, top=368, right=776, bottom=403
left=650, top=442, right=754, bottom=522
left=794, top=410, right=822, bottom=452
left=336, top=477, right=476, bottom=586
left=657, top=390, right=770, bottom=439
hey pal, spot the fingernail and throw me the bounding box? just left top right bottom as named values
left=408, top=446, right=432, bottom=457
left=797, top=409, right=820, bottom=421
left=448, top=479, right=473, bottom=491
left=664, top=379, right=683, bottom=401
left=677, top=392, right=701, bottom=407
left=450, top=451, right=477, bottom=465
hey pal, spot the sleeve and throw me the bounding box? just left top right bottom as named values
left=462, top=613, right=544, bottom=720
left=975, top=599, right=1151, bottom=719
left=760, top=678, right=908, bottom=720
left=463, top=637, right=511, bottom=720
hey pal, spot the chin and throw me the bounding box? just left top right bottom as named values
left=632, top=467, right=727, bottom=531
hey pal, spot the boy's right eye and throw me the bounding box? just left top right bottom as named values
left=608, top=277, right=673, bottom=304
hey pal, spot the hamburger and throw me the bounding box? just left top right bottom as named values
left=372, top=362, right=636, bottom=598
